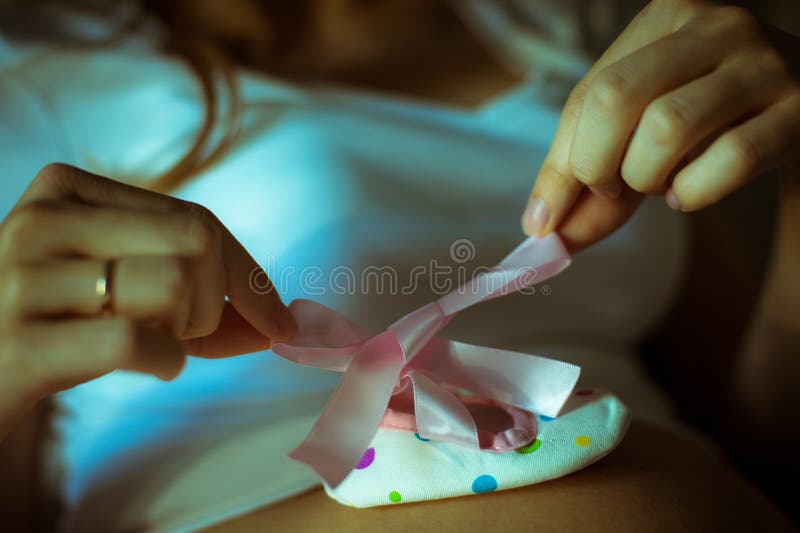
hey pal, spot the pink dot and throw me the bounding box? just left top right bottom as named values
left=575, top=389, right=593, bottom=396
left=355, top=447, right=375, bottom=469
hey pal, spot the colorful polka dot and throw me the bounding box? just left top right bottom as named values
left=389, top=490, right=402, bottom=503
left=575, top=389, right=593, bottom=396
left=515, top=438, right=541, bottom=454
left=471, top=474, right=498, bottom=494
left=414, top=432, right=431, bottom=442
left=539, top=415, right=555, bottom=422
left=575, top=435, right=591, bottom=447
left=355, top=447, right=375, bottom=469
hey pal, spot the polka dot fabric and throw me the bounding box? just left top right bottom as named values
left=324, top=389, right=629, bottom=507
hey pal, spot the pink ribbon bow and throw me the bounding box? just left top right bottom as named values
left=272, top=234, right=580, bottom=488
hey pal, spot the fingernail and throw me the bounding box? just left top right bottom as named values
left=523, top=198, right=550, bottom=236
left=276, top=305, right=298, bottom=339
left=590, top=182, right=621, bottom=200
left=665, top=188, right=682, bottom=211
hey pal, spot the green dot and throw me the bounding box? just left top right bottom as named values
left=389, top=490, right=402, bottom=503
left=515, top=438, right=541, bottom=454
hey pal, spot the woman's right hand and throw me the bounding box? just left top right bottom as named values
left=522, top=0, right=800, bottom=251
left=0, top=163, right=296, bottom=439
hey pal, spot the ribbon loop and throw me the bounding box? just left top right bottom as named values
left=407, top=370, right=478, bottom=446
left=288, top=330, right=406, bottom=487
left=272, top=234, right=580, bottom=488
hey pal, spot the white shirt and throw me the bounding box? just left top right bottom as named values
left=0, top=29, right=687, bottom=533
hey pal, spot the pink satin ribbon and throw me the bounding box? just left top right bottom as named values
left=272, top=234, right=580, bottom=488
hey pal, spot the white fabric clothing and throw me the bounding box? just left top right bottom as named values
left=0, top=20, right=689, bottom=533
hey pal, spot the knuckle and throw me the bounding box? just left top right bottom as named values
left=677, top=0, right=704, bottom=17
left=723, top=132, right=762, bottom=171
left=158, top=256, right=193, bottom=304
left=0, top=203, right=56, bottom=250
left=652, top=0, right=693, bottom=13
left=644, top=97, right=691, bottom=147
left=569, top=152, right=601, bottom=186
left=753, top=48, right=790, bottom=81
left=33, top=162, right=74, bottom=187
left=588, top=69, right=632, bottom=118
left=790, top=88, right=800, bottom=109
left=647, top=0, right=700, bottom=29
left=1, top=209, right=35, bottom=247
left=183, top=202, right=220, bottom=255
left=717, top=6, right=760, bottom=35
left=621, top=165, right=662, bottom=195
left=653, top=0, right=687, bottom=9
left=0, top=266, right=30, bottom=313
left=538, top=163, right=573, bottom=187
left=565, top=80, right=590, bottom=115
left=645, top=0, right=672, bottom=16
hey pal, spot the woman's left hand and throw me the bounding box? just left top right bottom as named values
left=522, top=0, right=800, bottom=251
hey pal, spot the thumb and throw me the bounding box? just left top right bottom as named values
left=521, top=83, right=586, bottom=237
left=522, top=0, right=687, bottom=237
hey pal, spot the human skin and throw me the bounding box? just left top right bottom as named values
left=206, top=1, right=800, bottom=529
left=522, top=0, right=800, bottom=252
left=0, top=164, right=297, bottom=442
left=205, top=171, right=800, bottom=533
left=1, top=0, right=798, bottom=529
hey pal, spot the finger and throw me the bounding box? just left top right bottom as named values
left=15, top=164, right=179, bottom=212
left=220, top=226, right=296, bottom=341
left=668, top=91, right=800, bottom=211
left=622, top=49, right=794, bottom=194
left=523, top=0, right=698, bottom=236
left=556, top=186, right=645, bottom=253
left=12, top=165, right=226, bottom=338
left=183, top=301, right=273, bottom=358
left=0, top=256, right=200, bottom=336
left=0, top=260, right=111, bottom=318
left=523, top=145, right=585, bottom=237
left=17, top=317, right=186, bottom=397
left=14, top=165, right=293, bottom=341
left=570, top=29, right=732, bottom=198
left=113, top=256, right=195, bottom=336
left=0, top=203, right=215, bottom=265
left=172, top=204, right=227, bottom=340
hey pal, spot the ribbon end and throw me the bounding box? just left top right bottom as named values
left=288, top=443, right=352, bottom=490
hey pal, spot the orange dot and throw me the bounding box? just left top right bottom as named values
left=575, top=435, right=591, bottom=447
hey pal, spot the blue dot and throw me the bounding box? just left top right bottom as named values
left=471, top=474, right=498, bottom=494
left=539, top=415, right=555, bottom=422
left=414, top=432, right=431, bottom=442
